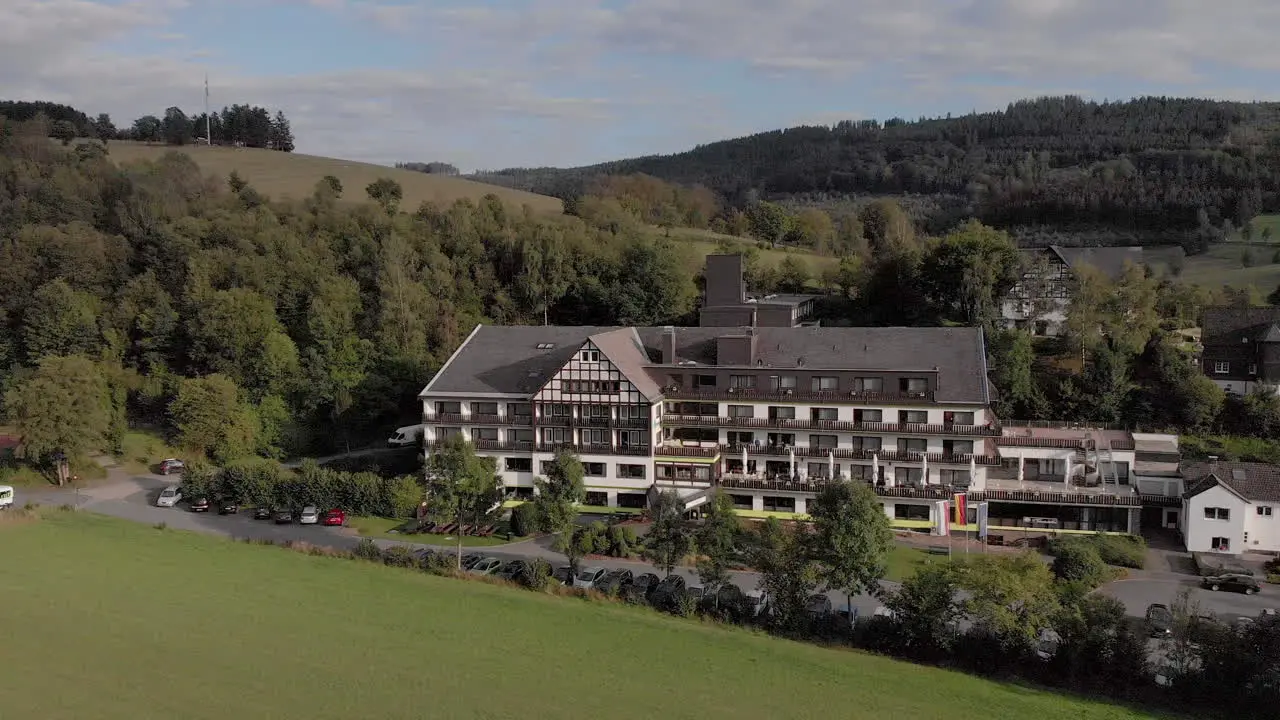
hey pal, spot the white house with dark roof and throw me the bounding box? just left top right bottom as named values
left=1181, top=460, right=1280, bottom=554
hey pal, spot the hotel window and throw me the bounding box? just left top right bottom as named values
left=435, top=401, right=461, bottom=414
left=846, top=464, right=870, bottom=480
left=583, top=462, right=606, bottom=477
left=897, top=438, right=928, bottom=454
left=769, top=375, right=797, bottom=391
left=507, top=429, right=533, bottom=443
left=1203, top=507, right=1230, bottom=520
left=1211, top=537, right=1230, bottom=551
left=766, top=433, right=795, bottom=447
left=944, top=411, right=975, bottom=425
left=541, top=427, right=571, bottom=444
left=471, top=402, right=498, bottom=416
left=581, top=428, right=609, bottom=445
left=853, top=377, right=883, bottom=392
left=507, top=402, right=532, bottom=418
left=939, top=469, right=971, bottom=487
left=811, top=376, right=838, bottom=392
left=807, top=462, right=831, bottom=478
left=811, top=407, right=839, bottom=421
left=894, top=468, right=924, bottom=487
left=547, top=404, right=570, bottom=417
left=583, top=405, right=609, bottom=420
left=505, top=457, right=532, bottom=472
left=899, top=378, right=929, bottom=393
left=693, top=375, right=717, bottom=388
left=854, top=409, right=882, bottom=423
left=728, top=405, right=755, bottom=418
left=437, top=427, right=462, bottom=440
left=618, top=430, right=645, bottom=447
left=618, top=464, right=646, bottom=479
left=618, top=405, right=645, bottom=419
left=943, top=440, right=974, bottom=455
left=472, top=427, right=499, bottom=442
left=584, top=491, right=608, bottom=506
left=763, top=496, right=796, bottom=513
left=899, top=410, right=928, bottom=424
left=1257, top=506, right=1273, bottom=517
left=1213, top=362, right=1229, bottom=374
left=768, top=406, right=796, bottom=420
left=729, top=375, right=756, bottom=389
left=1249, top=364, right=1258, bottom=375
left=579, top=349, right=601, bottom=363
left=849, top=436, right=881, bottom=451
left=808, top=434, right=839, bottom=449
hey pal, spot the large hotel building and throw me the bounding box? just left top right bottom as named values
left=418, top=257, right=1184, bottom=536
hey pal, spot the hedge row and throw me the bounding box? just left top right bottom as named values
left=183, top=459, right=421, bottom=518
left=1047, top=533, right=1146, bottom=569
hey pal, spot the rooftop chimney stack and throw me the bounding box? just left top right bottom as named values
left=661, top=326, right=677, bottom=364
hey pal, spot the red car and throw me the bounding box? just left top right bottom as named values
left=322, top=508, right=346, bottom=526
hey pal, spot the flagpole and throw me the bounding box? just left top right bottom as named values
left=204, top=73, right=211, bottom=144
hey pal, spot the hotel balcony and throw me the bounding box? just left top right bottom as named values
left=423, top=412, right=648, bottom=429
left=662, top=414, right=1000, bottom=437
left=720, top=443, right=1002, bottom=466
left=716, top=473, right=1144, bottom=507
left=429, top=440, right=650, bottom=456
left=665, top=388, right=936, bottom=405
left=424, top=412, right=533, bottom=426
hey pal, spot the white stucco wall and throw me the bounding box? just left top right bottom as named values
left=1183, top=484, right=1247, bottom=553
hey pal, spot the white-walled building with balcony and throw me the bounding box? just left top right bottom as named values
left=418, top=323, right=1184, bottom=535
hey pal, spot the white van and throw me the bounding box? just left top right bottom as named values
left=0, top=484, right=13, bottom=510
left=387, top=424, right=425, bottom=449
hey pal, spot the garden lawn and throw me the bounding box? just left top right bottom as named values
left=0, top=511, right=1164, bottom=720
left=346, top=514, right=510, bottom=546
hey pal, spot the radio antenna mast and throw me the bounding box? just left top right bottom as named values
left=204, top=73, right=212, bottom=144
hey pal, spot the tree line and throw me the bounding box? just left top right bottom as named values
left=0, top=99, right=294, bottom=151
left=0, top=115, right=700, bottom=471
left=480, top=96, right=1280, bottom=247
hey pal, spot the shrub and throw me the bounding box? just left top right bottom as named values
left=588, top=521, right=610, bottom=554
left=381, top=545, right=416, bottom=568
left=672, top=590, right=700, bottom=618
left=510, top=502, right=539, bottom=537
left=1268, top=573, right=1280, bottom=584
left=1051, top=541, right=1107, bottom=588
left=606, top=524, right=637, bottom=557
left=521, top=558, right=553, bottom=591
left=421, top=550, right=457, bottom=575
left=1048, top=534, right=1145, bottom=570
left=352, top=538, right=383, bottom=562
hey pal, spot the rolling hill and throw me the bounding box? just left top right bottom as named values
left=103, top=140, right=565, bottom=214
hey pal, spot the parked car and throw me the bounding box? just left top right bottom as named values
left=494, top=561, right=531, bottom=582
left=299, top=506, right=320, bottom=525
left=1146, top=603, right=1174, bottom=636
left=744, top=589, right=770, bottom=618
left=552, top=565, right=573, bottom=586
left=156, top=486, right=182, bottom=507
left=573, top=566, right=607, bottom=589
left=253, top=507, right=272, bottom=520
left=685, top=585, right=706, bottom=604
left=805, top=594, right=833, bottom=618
left=158, top=458, right=185, bottom=476
left=1203, top=574, right=1262, bottom=594
left=468, top=557, right=504, bottom=575
left=189, top=497, right=210, bottom=513
left=273, top=508, right=294, bottom=524
left=217, top=500, right=238, bottom=515
left=460, top=554, right=485, bottom=571
left=594, top=569, right=634, bottom=596
left=627, top=572, right=661, bottom=601
left=0, top=484, right=13, bottom=510
left=322, top=508, right=346, bottom=526
left=650, top=574, right=688, bottom=610
left=872, top=606, right=896, bottom=619
left=386, top=424, right=425, bottom=448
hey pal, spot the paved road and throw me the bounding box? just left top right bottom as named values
left=16, top=469, right=1277, bottom=623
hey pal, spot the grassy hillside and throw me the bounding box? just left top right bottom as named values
left=103, top=140, right=565, bottom=213
left=0, top=511, right=1159, bottom=720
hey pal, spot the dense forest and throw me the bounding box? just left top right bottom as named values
left=478, top=96, right=1280, bottom=248
left=0, top=112, right=697, bottom=462
left=0, top=100, right=294, bottom=151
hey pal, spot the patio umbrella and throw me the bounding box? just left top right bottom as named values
left=872, top=453, right=880, bottom=485
left=828, top=450, right=835, bottom=479
left=788, top=446, right=796, bottom=480
left=969, top=455, right=977, bottom=487
left=921, top=453, right=929, bottom=486
left=742, top=447, right=748, bottom=476
left=1065, top=456, right=1072, bottom=487
left=1017, top=452, right=1025, bottom=485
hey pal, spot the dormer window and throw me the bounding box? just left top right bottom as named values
left=580, top=349, right=601, bottom=363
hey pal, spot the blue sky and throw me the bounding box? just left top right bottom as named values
left=4, top=0, right=1280, bottom=171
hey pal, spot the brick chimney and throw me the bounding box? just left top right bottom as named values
left=661, top=326, right=677, bottom=364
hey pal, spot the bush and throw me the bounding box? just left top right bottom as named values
left=1267, top=573, right=1280, bottom=585
left=510, top=502, right=539, bottom=537
left=1051, top=542, right=1107, bottom=588
left=1049, top=534, right=1145, bottom=570
left=606, top=524, right=637, bottom=557
left=522, top=558, right=553, bottom=590
left=381, top=545, right=416, bottom=568
left=352, top=538, right=383, bottom=562
left=421, top=550, right=457, bottom=575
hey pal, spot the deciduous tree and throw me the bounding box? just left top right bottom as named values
left=425, top=436, right=503, bottom=568
left=807, top=479, right=894, bottom=616
left=3, top=356, right=113, bottom=474
left=641, top=489, right=693, bottom=577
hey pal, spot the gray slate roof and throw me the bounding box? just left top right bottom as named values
left=424, top=324, right=989, bottom=404
left=1182, top=461, right=1280, bottom=503
left=1202, top=306, right=1280, bottom=345
left=1049, top=245, right=1144, bottom=281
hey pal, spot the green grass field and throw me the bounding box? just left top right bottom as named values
left=0, top=510, right=1160, bottom=720
left=1180, top=240, right=1280, bottom=291
left=102, top=140, right=565, bottom=214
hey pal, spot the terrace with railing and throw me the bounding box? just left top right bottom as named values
left=664, top=387, right=937, bottom=405
left=661, top=414, right=1000, bottom=436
